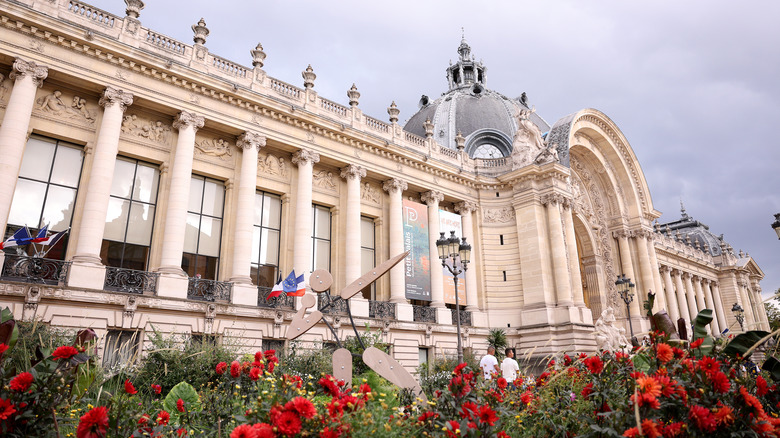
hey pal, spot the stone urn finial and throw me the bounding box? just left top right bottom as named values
left=192, top=18, right=209, bottom=45
left=387, top=101, right=400, bottom=124
left=251, top=43, right=266, bottom=68
left=302, top=65, right=316, bottom=89
left=423, top=118, right=434, bottom=138
left=124, top=0, right=144, bottom=19
left=347, top=84, right=360, bottom=107
left=455, top=131, right=465, bottom=150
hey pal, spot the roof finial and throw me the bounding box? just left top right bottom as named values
left=680, top=198, right=688, bottom=219
left=461, top=27, right=465, bottom=40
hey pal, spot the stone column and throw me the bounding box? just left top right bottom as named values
left=683, top=272, right=699, bottom=320
left=562, top=200, right=585, bottom=306
left=701, top=278, right=721, bottom=335
left=692, top=276, right=709, bottom=333
left=544, top=194, right=573, bottom=306
left=673, top=270, right=691, bottom=324
left=634, top=231, right=657, bottom=311
left=229, top=132, right=265, bottom=284
left=72, top=88, right=134, bottom=265
left=647, top=233, right=666, bottom=307
left=341, top=165, right=367, bottom=285
left=454, top=201, right=480, bottom=312
left=383, top=178, right=407, bottom=304
left=422, top=190, right=445, bottom=308
left=291, top=149, right=320, bottom=284
left=706, top=280, right=727, bottom=335
left=660, top=266, right=680, bottom=323
left=158, top=111, right=205, bottom=275
left=616, top=231, right=642, bottom=319
left=739, top=280, right=757, bottom=330
left=0, top=59, right=48, bottom=232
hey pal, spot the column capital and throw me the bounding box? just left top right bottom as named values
left=10, top=58, right=48, bottom=87
left=340, top=164, right=366, bottom=181
left=291, top=148, right=320, bottom=166
left=237, top=131, right=266, bottom=150
left=659, top=265, right=671, bottom=274
left=540, top=193, right=567, bottom=206
left=99, top=87, right=134, bottom=112
left=382, top=178, right=407, bottom=194
left=612, top=229, right=630, bottom=240
left=453, top=201, right=478, bottom=215
left=421, top=190, right=444, bottom=206
left=681, top=271, right=693, bottom=280
left=173, top=111, right=205, bottom=132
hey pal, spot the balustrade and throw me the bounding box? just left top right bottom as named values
left=104, top=267, right=159, bottom=295
left=269, top=79, right=302, bottom=100
left=187, top=277, right=232, bottom=302
left=145, top=31, right=186, bottom=55
left=369, top=300, right=396, bottom=319
left=211, top=56, right=248, bottom=78
left=0, top=255, right=70, bottom=286
left=413, top=305, right=436, bottom=323
left=451, top=308, right=472, bottom=326
left=257, top=286, right=295, bottom=310
left=405, top=132, right=426, bottom=147
left=68, top=1, right=116, bottom=27
left=318, top=295, right=349, bottom=314
left=320, top=98, right=348, bottom=117
left=439, top=146, right=459, bottom=159
left=365, top=117, right=390, bottom=133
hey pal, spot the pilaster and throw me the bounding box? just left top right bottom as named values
left=383, top=178, right=407, bottom=304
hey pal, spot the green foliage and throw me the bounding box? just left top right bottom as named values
left=487, top=328, right=508, bottom=361
left=2, top=318, right=72, bottom=374
left=416, top=350, right=479, bottom=398
left=691, top=309, right=715, bottom=357
left=277, top=341, right=333, bottom=383
left=765, top=290, right=780, bottom=332
left=344, top=325, right=388, bottom=375
left=723, top=330, right=771, bottom=359
left=164, top=381, right=202, bottom=420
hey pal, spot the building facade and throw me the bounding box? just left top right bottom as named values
left=0, top=0, right=769, bottom=372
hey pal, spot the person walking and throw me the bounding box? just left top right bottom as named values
left=501, top=347, right=520, bottom=384
left=479, top=346, right=500, bottom=379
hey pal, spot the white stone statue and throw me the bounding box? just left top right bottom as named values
left=510, top=108, right=546, bottom=169
left=594, top=307, right=630, bottom=352
left=533, top=143, right=560, bottom=165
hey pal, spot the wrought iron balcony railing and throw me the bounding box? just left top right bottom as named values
left=413, top=304, right=436, bottom=323
left=187, top=277, right=232, bottom=302
left=0, top=255, right=70, bottom=286
left=318, top=295, right=349, bottom=314
left=104, top=267, right=159, bottom=295
left=451, top=308, right=472, bottom=326
left=257, top=286, right=295, bottom=310
left=369, top=300, right=396, bottom=319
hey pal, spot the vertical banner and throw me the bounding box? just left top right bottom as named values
left=439, top=210, right=467, bottom=305
left=403, top=199, right=431, bottom=301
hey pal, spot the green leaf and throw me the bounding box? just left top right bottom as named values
left=631, top=352, right=652, bottom=373
left=691, top=309, right=715, bottom=357
left=163, top=381, right=201, bottom=416
left=762, top=356, right=780, bottom=382
left=723, top=331, right=771, bottom=359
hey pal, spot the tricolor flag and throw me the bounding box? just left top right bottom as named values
left=0, top=227, right=32, bottom=250
left=36, top=229, right=68, bottom=247
left=267, top=272, right=285, bottom=300
left=282, top=269, right=306, bottom=297
left=31, top=225, right=48, bottom=244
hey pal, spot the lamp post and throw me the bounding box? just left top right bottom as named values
left=772, top=213, right=780, bottom=240
left=732, top=303, right=745, bottom=331
left=615, top=274, right=636, bottom=338
left=436, top=230, right=471, bottom=364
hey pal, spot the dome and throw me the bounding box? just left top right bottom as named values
left=404, top=38, right=550, bottom=159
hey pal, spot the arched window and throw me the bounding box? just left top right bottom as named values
left=465, top=129, right=512, bottom=159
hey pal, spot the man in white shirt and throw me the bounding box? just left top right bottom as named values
left=479, top=346, right=499, bottom=379
left=501, top=348, right=520, bottom=383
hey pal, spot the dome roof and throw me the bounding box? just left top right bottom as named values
left=404, top=38, right=550, bottom=159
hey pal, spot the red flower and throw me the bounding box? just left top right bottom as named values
left=417, top=411, right=439, bottom=423
left=157, top=410, right=170, bottom=425
left=9, top=372, right=33, bottom=392
left=454, top=363, right=468, bottom=375
left=137, top=414, right=152, bottom=434
left=584, top=356, right=604, bottom=374
left=477, top=404, right=498, bottom=426
left=688, top=405, right=717, bottom=432
left=740, top=386, right=766, bottom=416
left=497, top=377, right=508, bottom=389
left=446, top=420, right=461, bottom=438
left=697, top=356, right=721, bottom=376
left=636, top=375, right=662, bottom=398
left=264, top=349, right=276, bottom=359
left=497, top=432, right=510, bottom=438
left=176, top=398, right=186, bottom=413
left=641, top=419, right=661, bottom=438
left=0, top=343, right=8, bottom=355
left=177, top=428, right=188, bottom=437
left=319, top=426, right=341, bottom=438
left=231, top=424, right=257, bottom=438
left=714, top=405, right=735, bottom=426
left=77, top=406, right=108, bottom=438
left=274, top=410, right=302, bottom=436
left=661, top=422, right=684, bottom=437
left=656, top=343, right=673, bottom=363
left=124, top=379, right=138, bottom=395
left=358, top=383, right=371, bottom=395
left=460, top=401, right=478, bottom=419
left=151, top=384, right=162, bottom=395
left=622, top=427, right=639, bottom=437
left=757, top=375, right=769, bottom=397
left=711, top=371, right=730, bottom=393
left=318, top=375, right=341, bottom=397
left=249, top=367, right=261, bottom=381
left=672, top=347, right=686, bottom=358
left=520, top=390, right=534, bottom=405
left=563, top=354, right=572, bottom=365
left=216, top=362, right=228, bottom=375
left=52, top=345, right=79, bottom=360
left=253, top=423, right=274, bottom=438
left=690, top=338, right=704, bottom=349
left=285, top=396, right=317, bottom=419
left=230, top=361, right=241, bottom=378
left=581, top=382, right=593, bottom=400
left=0, top=398, right=16, bottom=421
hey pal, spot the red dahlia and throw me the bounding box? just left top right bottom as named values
left=124, top=379, right=138, bottom=395
left=77, top=406, right=109, bottom=438
left=0, top=398, right=17, bottom=421
left=52, top=345, right=79, bottom=360
left=9, top=372, right=33, bottom=392
left=216, top=361, right=227, bottom=375
left=274, top=410, right=302, bottom=436
left=230, top=424, right=257, bottom=438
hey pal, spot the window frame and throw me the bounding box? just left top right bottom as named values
left=102, top=329, right=141, bottom=369
left=360, top=215, right=376, bottom=300
left=310, top=204, right=331, bottom=272
left=251, top=191, right=282, bottom=288
left=182, top=175, right=225, bottom=280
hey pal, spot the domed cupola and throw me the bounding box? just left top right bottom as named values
left=404, top=37, right=550, bottom=159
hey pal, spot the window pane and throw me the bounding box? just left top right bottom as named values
left=181, top=253, right=196, bottom=277
left=122, top=243, right=149, bottom=271
left=201, top=180, right=224, bottom=217
left=133, top=164, right=158, bottom=203
left=184, top=213, right=200, bottom=253
left=104, top=198, right=129, bottom=242
left=100, top=240, right=124, bottom=267
left=313, top=239, right=330, bottom=271
left=198, top=217, right=221, bottom=257
left=110, top=158, right=136, bottom=199
left=7, top=179, right=46, bottom=227
left=126, top=203, right=154, bottom=246
left=50, top=145, right=83, bottom=187
left=361, top=248, right=375, bottom=274
left=263, top=195, right=281, bottom=228
left=253, top=193, right=265, bottom=225
left=251, top=227, right=261, bottom=264
left=41, top=185, right=77, bottom=230
left=19, top=137, right=55, bottom=180
left=314, top=206, right=330, bottom=238
left=260, top=229, right=279, bottom=265
left=188, top=177, right=204, bottom=213
left=255, top=265, right=277, bottom=288
left=361, top=217, right=374, bottom=248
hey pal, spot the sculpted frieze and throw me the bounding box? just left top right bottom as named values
left=0, top=73, right=9, bottom=103
left=121, top=113, right=172, bottom=144
left=35, top=90, right=96, bottom=125
left=195, top=138, right=234, bottom=161
left=361, top=182, right=380, bottom=204
left=313, top=169, right=337, bottom=191
left=482, top=207, right=515, bottom=224
left=257, top=152, right=288, bottom=179
left=511, top=109, right=547, bottom=169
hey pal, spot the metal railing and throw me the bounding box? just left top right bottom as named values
left=318, top=295, right=349, bottom=314
left=451, top=308, right=472, bottom=326
left=0, top=255, right=70, bottom=286
left=104, top=267, right=159, bottom=295
left=369, top=300, right=396, bottom=319
left=413, top=304, right=436, bottom=323
left=187, top=277, right=232, bottom=302
left=257, top=286, right=295, bottom=310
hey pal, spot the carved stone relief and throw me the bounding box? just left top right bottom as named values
left=257, top=152, right=288, bottom=179
left=511, top=108, right=546, bottom=169
left=361, top=182, right=380, bottom=204
left=482, top=207, right=515, bottom=224
left=0, top=73, right=8, bottom=103
left=121, top=113, right=172, bottom=144
left=195, top=138, right=234, bottom=161
left=313, top=169, right=337, bottom=191
left=35, top=89, right=96, bottom=125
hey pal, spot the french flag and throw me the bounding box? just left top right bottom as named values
left=0, top=227, right=32, bottom=250
left=37, top=229, right=68, bottom=247
left=267, top=272, right=285, bottom=299
left=282, top=269, right=306, bottom=297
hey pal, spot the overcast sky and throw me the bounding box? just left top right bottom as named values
left=89, top=0, right=780, bottom=299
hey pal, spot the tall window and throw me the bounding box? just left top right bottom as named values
left=361, top=216, right=376, bottom=299
left=251, top=192, right=282, bottom=289
left=5, top=135, right=84, bottom=259
left=103, top=329, right=141, bottom=369
left=101, top=157, right=159, bottom=270
left=311, top=204, right=331, bottom=272
left=183, top=176, right=224, bottom=280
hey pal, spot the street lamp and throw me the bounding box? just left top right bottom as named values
left=772, top=213, right=780, bottom=240
left=732, top=303, right=745, bottom=331
left=615, top=274, right=636, bottom=338
left=436, top=230, right=471, bottom=364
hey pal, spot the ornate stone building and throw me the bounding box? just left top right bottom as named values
left=0, top=0, right=768, bottom=371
